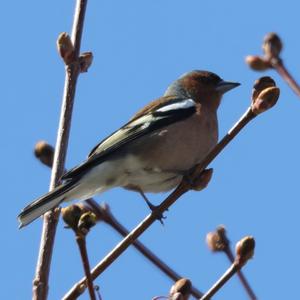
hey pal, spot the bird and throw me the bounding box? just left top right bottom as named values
left=18, top=70, right=240, bottom=228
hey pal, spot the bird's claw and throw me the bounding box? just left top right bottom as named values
left=139, top=191, right=167, bottom=225
left=146, top=201, right=167, bottom=225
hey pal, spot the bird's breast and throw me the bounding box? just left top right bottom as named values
left=118, top=110, right=218, bottom=193
left=132, top=111, right=218, bottom=170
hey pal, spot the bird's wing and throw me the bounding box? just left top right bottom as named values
left=62, top=97, right=196, bottom=180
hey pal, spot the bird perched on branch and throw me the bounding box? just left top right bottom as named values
left=18, top=70, right=240, bottom=228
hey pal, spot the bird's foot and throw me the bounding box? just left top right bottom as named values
left=139, top=191, right=166, bottom=225
left=146, top=201, right=167, bottom=225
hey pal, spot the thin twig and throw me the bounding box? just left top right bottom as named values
left=76, top=235, right=96, bottom=300
left=61, top=206, right=97, bottom=300
left=223, top=248, right=256, bottom=300
left=62, top=107, right=259, bottom=300
left=273, top=60, right=300, bottom=98
left=200, top=263, right=239, bottom=300
left=33, top=1, right=88, bottom=299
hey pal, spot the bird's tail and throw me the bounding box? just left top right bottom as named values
left=18, top=181, right=76, bottom=228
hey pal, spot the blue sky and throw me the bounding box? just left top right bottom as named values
left=2, top=1, right=300, bottom=299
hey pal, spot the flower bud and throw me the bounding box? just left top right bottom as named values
left=251, top=77, right=279, bottom=115
left=169, top=278, right=192, bottom=300
left=252, top=86, right=280, bottom=115
left=34, top=141, right=54, bottom=168
left=61, top=205, right=82, bottom=230
left=57, top=32, right=75, bottom=65
left=78, top=211, right=97, bottom=234
left=245, top=55, right=271, bottom=71
left=262, top=32, right=283, bottom=59
left=171, top=293, right=184, bottom=300
left=235, top=236, right=255, bottom=266
left=252, top=76, right=276, bottom=101
left=77, top=200, right=111, bottom=224
left=206, top=225, right=227, bottom=252
left=79, top=52, right=93, bottom=72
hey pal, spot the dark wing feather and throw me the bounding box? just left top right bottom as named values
left=87, top=96, right=191, bottom=157
left=62, top=97, right=196, bottom=181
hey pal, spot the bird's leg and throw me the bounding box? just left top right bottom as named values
left=138, top=190, right=166, bottom=225
left=138, top=190, right=156, bottom=211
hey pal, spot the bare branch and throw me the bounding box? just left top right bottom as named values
left=273, top=60, right=300, bottom=98
left=76, top=235, right=96, bottom=300
left=62, top=206, right=97, bottom=300
left=33, top=1, right=89, bottom=299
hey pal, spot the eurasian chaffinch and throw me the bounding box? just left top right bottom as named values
left=18, top=70, right=240, bottom=227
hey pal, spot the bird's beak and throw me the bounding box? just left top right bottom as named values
left=216, top=80, right=240, bottom=94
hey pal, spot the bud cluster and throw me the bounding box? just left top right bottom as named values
left=57, top=32, right=93, bottom=72
left=251, top=76, right=280, bottom=115
left=246, top=32, right=283, bottom=71
left=62, top=204, right=97, bottom=236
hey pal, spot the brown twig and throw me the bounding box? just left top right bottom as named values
left=63, top=77, right=280, bottom=299
left=272, top=60, right=300, bottom=98
left=33, top=1, right=89, bottom=299
left=200, top=262, right=239, bottom=300
left=200, top=236, right=255, bottom=300
left=206, top=226, right=256, bottom=299
left=33, top=143, right=204, bottom=299
left=61, top=206, right=97, bottom=300
left=222, top=244, right=256, bottom=299
left=76, top=235, right=96, bottom=300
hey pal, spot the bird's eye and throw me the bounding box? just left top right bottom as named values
left=197, top=72, right=221, bottom=85
left=199, top=77, right=208, bottom=84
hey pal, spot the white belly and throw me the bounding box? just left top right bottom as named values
left=70, top=110, right=218, bottom=198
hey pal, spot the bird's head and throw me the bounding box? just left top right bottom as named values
left=164, top=70, right=240, bottom=110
